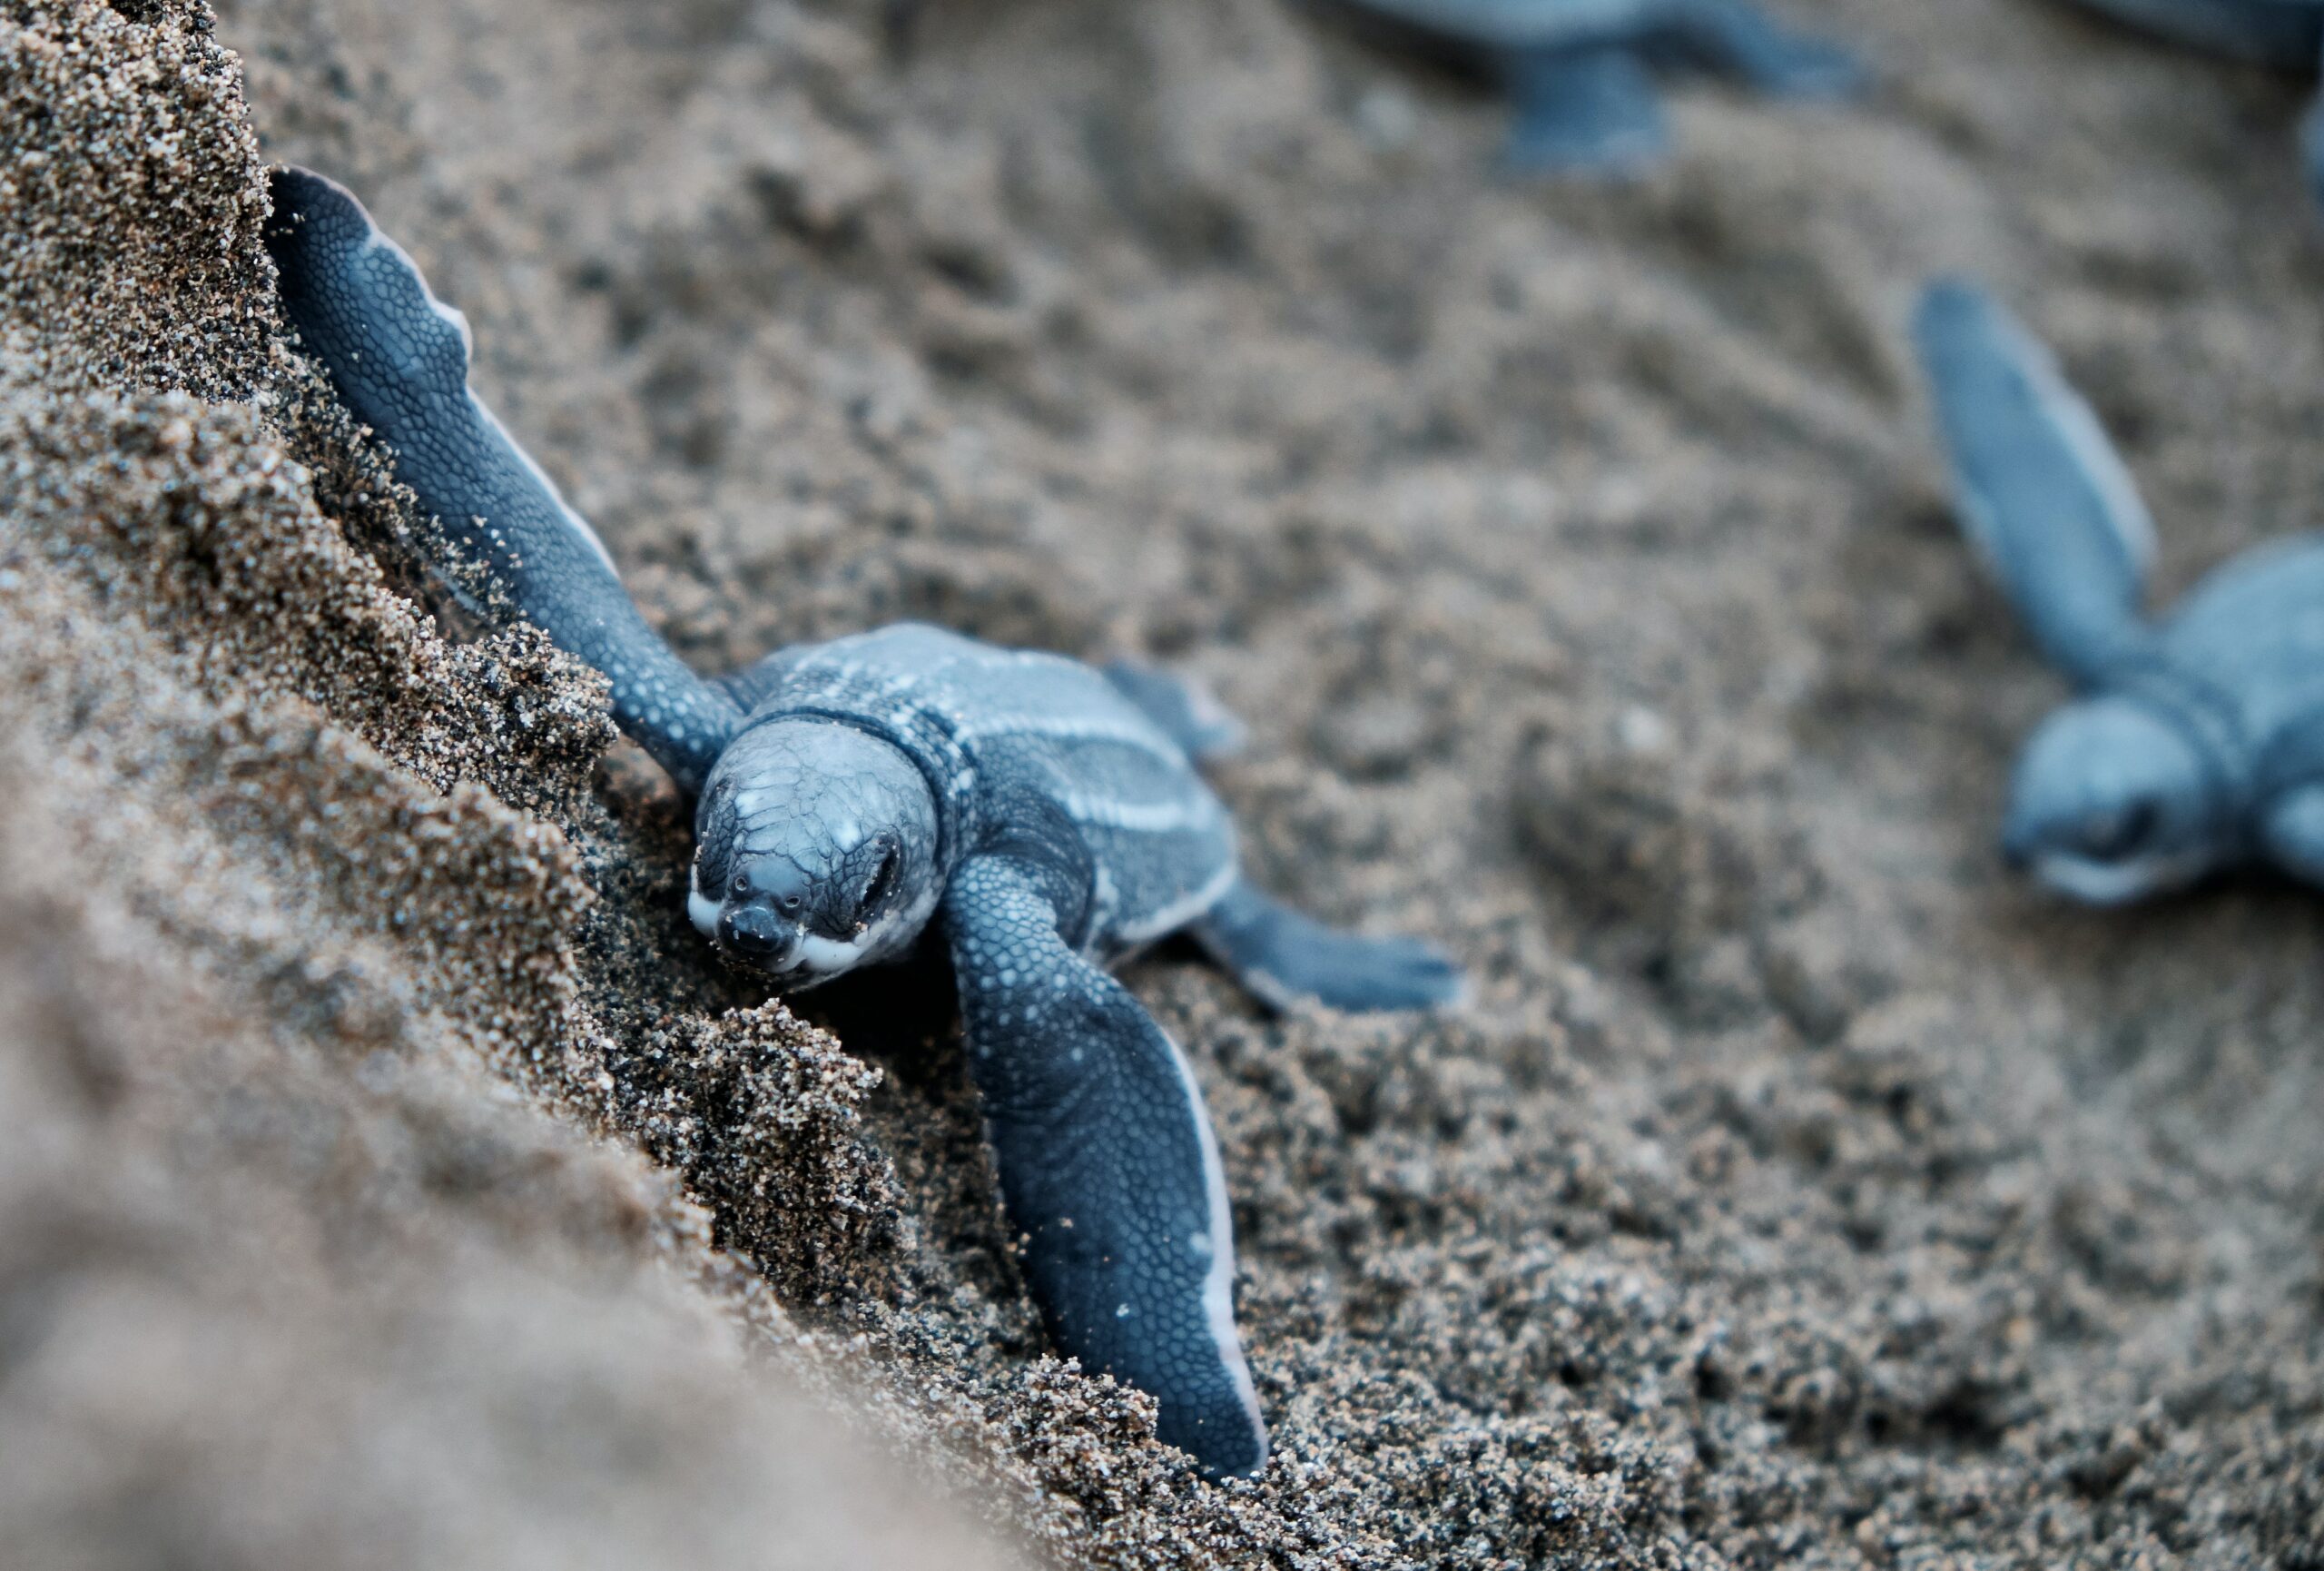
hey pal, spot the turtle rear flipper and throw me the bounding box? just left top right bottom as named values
left=1912, top=278, right=2158, bottom=687
left=265, top=166, right=741, bottom=792
left=1099, top=660, right=1247, bottom=762
left=1191, top=880, right=1465, bottom=1013
left=1640, top=0, right=1865, bottom=97
left=1500, top=44, right=1669, bottom=176
left=943, top=857, right=1267, bottom=1478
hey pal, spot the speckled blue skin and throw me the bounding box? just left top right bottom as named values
left=2064, top=0, right=2324, bottom=207
left=1315, top=0, right=1862, bottom=173
left=265, top=166, right=1462, bottom=1477
left=1913, top=279, right=2324, bottom=905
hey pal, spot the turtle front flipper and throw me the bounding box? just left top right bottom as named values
left=1191, top=879, right=1465, bottom=1013
left=264, top=166, right=742, bottom=793
left=1499, top=44, right=1669, bottom=176
left=1912, top=279, right=2159, bottom=688
left=943, top=856, right=1266, bottom=1478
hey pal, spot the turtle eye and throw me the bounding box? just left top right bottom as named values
left=730, top=871, right=752, bottom=898
left=862, top=842, right=901, bottom=916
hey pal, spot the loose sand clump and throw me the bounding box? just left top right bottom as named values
left=0, top=706, right=1018, bottom=1570
left=5, top=0, right=2324, bottom=1565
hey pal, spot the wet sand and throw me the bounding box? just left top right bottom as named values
left=4, top=0, right=2321, bottom=1564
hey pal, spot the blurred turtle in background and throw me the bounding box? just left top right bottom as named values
left=1913, top=279, right=2324, bottom=905
left=1308, top=0, right=1862, bottom=175
left=2064, top=0, right=2324, bottom=205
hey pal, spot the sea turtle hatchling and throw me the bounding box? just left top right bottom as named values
left=263, top=166, right=1463, bottom=1477
left=1913, top=278, right=2324, bottom=905
left=2059, top=0, right=2324, bottom=209
left=1312, top=0, right=1861, bottom=174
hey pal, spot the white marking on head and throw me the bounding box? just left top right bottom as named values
left=794, top=929, right=875, bottom=974
left=783, top=882, right=943, bottom=987
left=687, top=891, right=721, bottom=936
left=687, top=863, right=722, bottom=937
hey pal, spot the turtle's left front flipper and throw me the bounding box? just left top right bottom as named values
left=264, top=166, right=741, bottom=793
left=943, top=857, right=1266, bottom=1478
left=1913, top=279, right=2160, bottom=688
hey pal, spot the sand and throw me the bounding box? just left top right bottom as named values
left=4, top=0, right=2321, bottom=1564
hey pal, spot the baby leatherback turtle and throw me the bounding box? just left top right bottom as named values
left=1913, top=278, right=2324, bottom=905
left=1315, top=0, right=1861, bottom=174
left=264, top=166, right=1462, bottom=1477
left=2061, top=0, right=2324, bottom=208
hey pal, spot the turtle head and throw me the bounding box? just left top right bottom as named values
left=689, top=718, right=941, bottom=987
left=2001, top=695, right=2230, bottom=905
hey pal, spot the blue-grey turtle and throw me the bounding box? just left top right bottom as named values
left=2061, top=0, right=2324, bottom=206
left=1912, top=278, right=2324, bottom=904
left=1312, top=0, right=1862, bottom=174
left=263, top=166, right=1463, bottom=1477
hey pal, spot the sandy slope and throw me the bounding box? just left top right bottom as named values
left=4, top=0, right=2321, bottom=1563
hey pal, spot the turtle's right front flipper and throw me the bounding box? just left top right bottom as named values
left=264, top=166, right=741, bottom=792
left=943, top=856, right=1266, bottom=1478
left=1912, top=279, right=2158, bottom=688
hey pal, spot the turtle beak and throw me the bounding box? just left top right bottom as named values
left=720, top=904, right=802, bottom=971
